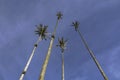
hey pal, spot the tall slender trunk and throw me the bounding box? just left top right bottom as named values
left=19, top=36, right=42, bottom=80
left=61, top=52, right=65, bottom=80
left=77, top=29, right=108, bottom=80
left=39, top=20, right=59, bottom=80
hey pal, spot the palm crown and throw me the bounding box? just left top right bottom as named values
left=56, top=12, right=63, bottom=20
left=72, top=21, right=80, bottom=31
left=57, top=37, right=67, bottom=53
left=35, top=24, right=48, bottom=40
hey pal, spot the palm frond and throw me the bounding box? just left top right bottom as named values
left=72, top=21, right=80, bottom=31
left=56, top=12, right=63, bottom=20
left=57, top=37, right=67, bottom=52
left=35, top=24, right=48, bottom=40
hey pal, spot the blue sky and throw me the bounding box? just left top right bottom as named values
left=0, top=0, right=120, bottom=80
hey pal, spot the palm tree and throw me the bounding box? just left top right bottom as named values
left=39, top=12, right=63, bottom=80
left=56, top=37, right=67, bottom=80
left=19, top=24, right=48, bottom=80
left=72, top=21, right=108, bottom=80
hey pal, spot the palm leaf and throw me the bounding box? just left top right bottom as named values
left=35, top=24, right=48, bottom=40
left=56, top=12, right=63, bottom=20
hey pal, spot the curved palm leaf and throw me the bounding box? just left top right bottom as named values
left=56, top=12, right=63, bottom=20
left=72, top=21, right=80, bottom=31
left=35, top=24, right=48, bottom=40
left=57, top=37, right=67, bottom=53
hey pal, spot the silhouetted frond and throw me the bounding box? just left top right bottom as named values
left=57, top=37, right=67, bottom=53
left=72, top=21, right=80, bottom=31
left=35, top=24, right=48, bottom=40
left=56, top=12, right=63, bottom=20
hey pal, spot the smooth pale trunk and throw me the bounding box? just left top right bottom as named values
left=77, top=30, right=108, bottom=80
left=39, top=20, right=59, bottom=80
left=61, top=52, right=64, bottom=80
left=19, top=36, right=42, bottom=80
left=39, top=38, right=54, bottom=80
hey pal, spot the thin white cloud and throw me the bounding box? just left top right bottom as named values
left=109, top=65, right=120, bottom=79
left=107, top=45, right=120, bottom=79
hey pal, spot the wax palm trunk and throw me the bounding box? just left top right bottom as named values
left=19, top=36, right=42, bottom=80
left=39, top=12, right=62, bottom=80
left=61, top=52, right=65, bottom=80
left=39, top=21, right=60, bottom=80
left=56, top=37, right=67, bottom=80
left=19, top=24, right=48, bottom=80
left=77, top=29, right=108, bottom=80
